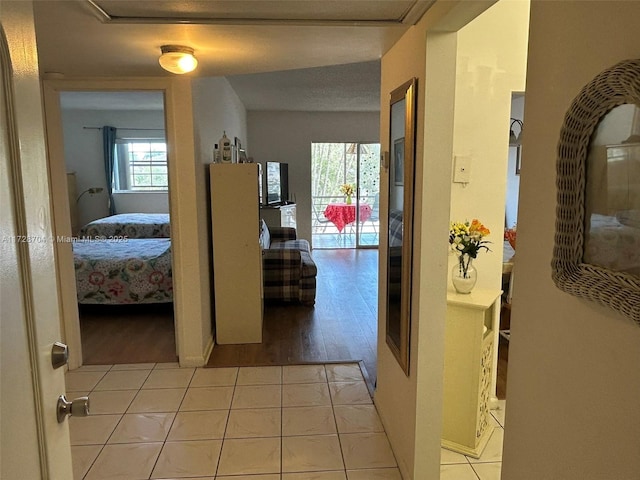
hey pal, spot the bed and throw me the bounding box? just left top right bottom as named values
left=584, top=211, right=640, bottom=275
left=78, top=213, right=170, bottom=239
left=73, top=238, right=173, bottom=304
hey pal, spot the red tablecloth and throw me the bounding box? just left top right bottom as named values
left=323, top=203, right=372, bottom=232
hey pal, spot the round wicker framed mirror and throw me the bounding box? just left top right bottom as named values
left=552, top=58, right=640, bottom=325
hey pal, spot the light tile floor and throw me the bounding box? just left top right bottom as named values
left=440, top=400, right=506, bottom=480
left=67, top=362, right=505, bottom=480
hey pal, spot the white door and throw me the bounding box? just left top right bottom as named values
left=0, top=2, right=73, bottom=478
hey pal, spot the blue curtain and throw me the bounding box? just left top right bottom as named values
left=102, top=126, right=117, bottom=215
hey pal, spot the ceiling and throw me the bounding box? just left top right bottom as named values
left=57, top=60, right=381, bottom=112
left=226, top=60, right=380, bottom=111
left=88, top=0, right=433, bottom=24
left=33, top=1, right=432, bottom=111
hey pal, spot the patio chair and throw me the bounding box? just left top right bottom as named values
left=366, top=193, right=380, bottom=235
left=312, top=202, right=331, bottom=233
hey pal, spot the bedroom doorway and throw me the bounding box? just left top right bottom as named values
left=44, top=86, right=179, bottom=367
left=62, top=90, right=176, bottom=365
left=499, top=92, right=526, bottom=399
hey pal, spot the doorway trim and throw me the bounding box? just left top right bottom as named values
left=43, top=77, right=213, bottom=369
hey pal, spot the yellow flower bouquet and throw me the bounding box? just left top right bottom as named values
left=339, top=183, right=355, bottom=196
left=449, top=219, right=491, bottom=258
left=340, top=183, right=356, bottom=204
left=449, top=219, right=491, bottom=293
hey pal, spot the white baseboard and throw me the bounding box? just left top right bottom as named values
left=179, top=334, right=214, bottom=367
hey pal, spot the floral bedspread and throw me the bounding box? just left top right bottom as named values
left=78, top=213, right=170, bottom=239
left=73, top=238, right=173, bottom=304
left=584, top=213, right=640, bottom=275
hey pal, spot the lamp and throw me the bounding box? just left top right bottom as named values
left=509, top=118, right=524, bottom=146
left=76, top=187, right=103, bottom=203
left=159, top=45, right=198, bottom=74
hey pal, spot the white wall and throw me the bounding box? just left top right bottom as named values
left=377, top=2, right=466, bottom=477
left=191, top=77, right=248, bottom=242
left=191, top=76, right=248, bottom=339
left=191, top=76, right=247, bottom=166
left=502, top=2, right=640, bottom=479
left=378, top=25, right=429, bottom=479
left=61, top=108, right=167, bottom=227
left=247, top=110, right=380, bottom=244
left=449, top=0, right=529, bottom=291
left=112, top=193, right=169, bottom=214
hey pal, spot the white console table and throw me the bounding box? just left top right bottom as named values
left=442, top=288, right=501, bottom=458
left=260, top=203, right=296, bottom=229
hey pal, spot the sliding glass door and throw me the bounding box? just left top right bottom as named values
left=356, top=143, right=381, bottom=247
left=311, top=142, right=380, bottom=249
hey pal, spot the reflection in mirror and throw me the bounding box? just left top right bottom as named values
left=386, top=78, right=417, bottom=375
left=585, top=104, right=640, bottom=275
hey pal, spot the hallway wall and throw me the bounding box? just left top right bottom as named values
left=449, top=0, right=529, bottom=291
left=502, top=2, right=640, bottom=479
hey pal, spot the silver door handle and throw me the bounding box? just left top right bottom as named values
left=51, top=342, right=69, bottom=369
left=57, top=395, right=90, bottom=423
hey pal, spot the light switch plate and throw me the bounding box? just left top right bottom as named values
left=453, top=155, right=471, bottom=183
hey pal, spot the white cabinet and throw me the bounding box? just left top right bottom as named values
left=280, top=204, right=296, bottom=228
left=210, top=164, right=263, bottom=344
left=260, top=203, right=296, bottom=229
left=442, top=288, right=501, bottom=458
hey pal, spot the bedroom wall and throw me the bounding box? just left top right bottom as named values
left=61, top=108, right=167, bottom=228
left=247, top=110, right=380, bottom=244
left=112, top=193, right=169, bottom=214
left=502, top=2, right=640, bottom=479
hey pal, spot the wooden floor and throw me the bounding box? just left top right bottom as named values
left=80, top=303, right=178, bottom=365
left=78, top=249, right=379, bottom=388
left=79, top=248, right=508, bottom=398
left=497, top=338, right=509, bottom=399
left=207, top=249, right=379, bottom=389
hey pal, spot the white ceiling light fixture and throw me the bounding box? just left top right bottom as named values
left=159, top=45, right=198, bottom=74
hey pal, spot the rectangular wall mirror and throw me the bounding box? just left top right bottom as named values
left=386, top=78, right=417, bottom=375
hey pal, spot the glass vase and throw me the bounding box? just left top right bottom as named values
left=346, top=195, right=352, bottom=205
left=452, top=254, right=477, bottom=294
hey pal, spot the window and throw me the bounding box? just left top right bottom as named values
left=114, top=139, right=168, bottom=191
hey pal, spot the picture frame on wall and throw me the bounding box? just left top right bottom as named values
left=394, top=137, right=405, bottom=186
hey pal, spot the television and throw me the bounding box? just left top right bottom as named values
left=266, top=161, right=289, bottom=205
